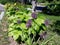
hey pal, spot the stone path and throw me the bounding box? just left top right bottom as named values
left=0, top=11, right=9, bottom=45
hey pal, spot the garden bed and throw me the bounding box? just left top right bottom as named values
left=2, top=3, right=60, bottom=45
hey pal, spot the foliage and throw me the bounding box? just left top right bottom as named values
left=51, top=20, right=60, bottom=35
left=37, top=0, right=46, bottom=3
left=0, top=0, right=60, bottom=4
left=6, top=3, right=48, bottom=45
left=0, top=0, right=7, bottom=4
left=37, top=0, right=60, bottom=3
left=43, top=4, right=60, bottom=15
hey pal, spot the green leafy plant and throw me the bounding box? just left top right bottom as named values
left=6, top=3, right=48, bottom=45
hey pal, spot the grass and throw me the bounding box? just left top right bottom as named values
left=38, top=13, right=60, bottom=45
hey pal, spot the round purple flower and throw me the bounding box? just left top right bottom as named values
left=27, top=19, right=32, bottom=24
left=26, top=19, right=32, bottom=28
left=31, top=12, right=37, bottom=19
left=39, top=32, right=47, bottom=40
left=26, top=23, right=31, bottom=28
left=40, top=34, right=44, bottom=40
left=44, top=19, right=49, bottom=26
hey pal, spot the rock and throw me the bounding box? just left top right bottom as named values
left=0, top=4, right=5, bottom=20
left=0, top=12, right=5, bottom=20
left=0, top=4, right=4, bottom=11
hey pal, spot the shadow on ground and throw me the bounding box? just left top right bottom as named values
left=52, top=20, right=60, bottom=35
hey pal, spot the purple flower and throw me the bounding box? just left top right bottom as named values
left=17, top=20, right=21, bottom=24
left=26, top=23, right=31, bottom=28
left=44, top=19, right=49, bottom=26
left=40, top=34, right=44, bottom=40
left=43, top=31, right=47, bottom=36
left=26, top=19, right=32, bottom=28
left=31, top=12, right=37, bottom=19
left=39, top=31, right=47, bottom=40
left=27, top=19, right=32, bottom=24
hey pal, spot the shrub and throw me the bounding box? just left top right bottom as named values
left=43, top=4, right=60, bottom=15
left=0, top=0, right=7, bottom=4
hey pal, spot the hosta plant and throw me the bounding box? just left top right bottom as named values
left=6, top=3, right=48, bottom=45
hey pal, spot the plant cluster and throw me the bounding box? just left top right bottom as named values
left=6, top=3, right=48, bottom=45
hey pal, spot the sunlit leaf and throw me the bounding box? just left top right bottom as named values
left=20, top=23, right=27, bottom=29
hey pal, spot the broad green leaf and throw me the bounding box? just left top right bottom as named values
left=9, top=30, right=22, bottom=40
left=29, top=28, right=36, bottom=35
left=8, top=16, right=16, bottom=20
left=8, top=31, right=14, bottom=36
left=16, top=12, right=23, bottom=15
left=13, top=34, right=19, bottom=40
left=32, top=22, right=39, bottom=30
left=28, top=28, right=32, bottom=35
left=6, top=12, right=10, bottom=15
left=42, top=25, right=47, bottom=30
left=9, top=23, right=14, bottom=27
left=35, top=18, right=44, bottom=25
left=24, top=13, right=32, bottom=21
left=13, top=30, right=22, bottom=40
left=20, top=23, right=27, bottom=29
left=8, top=27, right=13, bottom=32
left=24, top=17, right=32, bottom=21
left=19, top=15, right=25, bottom=20
left=26, top=37, right=32, bottom=45
left=9, top=23, right=17, bottom=28
left=21, top=33, right=28, bottom=41
left=8, top=6, right=13, bottom=11
left=34, top=25, right=39, bottom=31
